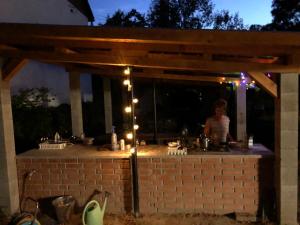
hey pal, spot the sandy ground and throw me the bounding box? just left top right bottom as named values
left=68, top=213, right=273, bottom=225
left=1, top=211, right=275, bottom=225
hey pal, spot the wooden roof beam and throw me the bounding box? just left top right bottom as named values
left=247, top=72, right=278, bottom=98
left=2, top=58, right=27, bottom=81
left=2, top=23, right=300, bottom=47
left=68, top=65, right=239, bottom=83
left=0, top=48, right=298, bottom=73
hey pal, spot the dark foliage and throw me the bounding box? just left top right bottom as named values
left=213, top=10, right=245, bottom=30
left=105, top=9, right=147, bottom=27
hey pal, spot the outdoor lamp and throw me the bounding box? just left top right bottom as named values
left=130, top=147, right=135, bottom=154
left=124, top=67, right=131, bottom=75
left=123, top=79, right=130, bottom=86
left=126, top=132, right=133, bottom=140
left=125, top=106, right=132, bottom=113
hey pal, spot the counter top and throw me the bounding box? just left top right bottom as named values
left=17, top=144, right=273, bottom=159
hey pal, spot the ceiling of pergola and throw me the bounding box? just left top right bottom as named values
left=1, top=23, right=300, bottom=97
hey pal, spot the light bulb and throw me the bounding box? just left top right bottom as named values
left=124, top=67, right=130, bottom=75
left=125, top=106, right=132, bottom=113
left=134, top=124, right=139, bottom=130
left=123, top=79, right=130, bottom=86
left=219, top=82, right=222, bottom=84
left=128, top=84, right=132, bottom=92
left=222, top=77, right=226, bottom=81
left=126, top=133, right=133, bottom=140
left=133, top=98, right=138, bottom=104
left=130, top=147, right=135, bottom=154
left=235, top=81, right=240, bottom=86
left=252, top=80, right=255, bottom=84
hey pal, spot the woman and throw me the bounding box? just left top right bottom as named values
left=204, top=99, right=232, bottom=145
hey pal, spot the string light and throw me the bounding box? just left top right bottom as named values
left=130, top=147, right=135, bottom=154
left=123, top=79, right=130, bottom=86
left=125, top=106, right=132, bottom=113
left=134, top=124, right=139, bottom=130
left=124, top=67, right=131, bottom=75
left=133, top=98, right=138, bottom=104
left=126, top=132, right=133, bottom=140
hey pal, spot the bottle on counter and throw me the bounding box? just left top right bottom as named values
left=111, top=126, right=118, bottom=150
left=248, top=135, right=254, bottom=148
left=120, top=139, right=125, bottom=151
left=54, top=132, right=60, bottom=143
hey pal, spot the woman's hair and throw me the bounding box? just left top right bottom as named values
left=213, top=98, right=227, bottom=111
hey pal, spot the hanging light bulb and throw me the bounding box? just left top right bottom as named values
left=128, top=84, right=132, bottom=91
left=130, top=147, right=135, bottom=154
left=252, top=80, right=255, bottom=84
left=123, top=79, right=130, bottom=86
left=124, top=67, right=131, bottom=75
left=133, top=98, right=138, bottom=104
left=125, top=106, right=132, bottom=113
left=134, top=124, right=139, bottom=130
left=235, top=81, right=240, bottom=87
left=126, top=132, right=133, bottom=140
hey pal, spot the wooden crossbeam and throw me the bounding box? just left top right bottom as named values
left=248, top=72, right=278, bottom=98
left=0, top=48, right=297, bottom=73
left=67, top=65, right=239, bottom=83
left=2, top=58, right=27, bottom=81
left=1, top=23, right=300, bottom=47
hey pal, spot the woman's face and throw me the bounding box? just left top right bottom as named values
left=215, top=107, right=225, bottom=118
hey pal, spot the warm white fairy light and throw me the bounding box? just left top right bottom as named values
left=130, top=147, right=135, bottom=154
left=134, top=124, right=139, bottom=130
left=123, top=79, right=130, bottom=86
left=128, top=84, right=132, bottom=91
left=124, top=67, right=131, bottom=75
left=126, top=132, right=133, bottom=140
left=133, top=98, right=138, bottom=104
left=125, top=106, right=132, bottom=113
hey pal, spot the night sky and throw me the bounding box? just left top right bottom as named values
left=89, top=0, right=273, bottom=26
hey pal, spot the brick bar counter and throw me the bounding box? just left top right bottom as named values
left=16, top=144, right=274, bottom=215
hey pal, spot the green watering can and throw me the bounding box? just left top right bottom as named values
left=82, top=193, right=108, bottom=225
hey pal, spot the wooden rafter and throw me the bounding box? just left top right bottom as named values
left=0, top=48, right=296, bottom=73
left=67, top=65, right=239, bottom=83
left=2, top=58, right=27, bottom=81
left=247, top=72, right=278, bottom=98
left=1, top=23, right=300, bottom=47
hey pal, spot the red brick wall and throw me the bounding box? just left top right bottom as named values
left=16, top=158, right=131, bottom=213
left=17, top=156, right=273, bottom=215
left=138, top=156, right=274, bottom=214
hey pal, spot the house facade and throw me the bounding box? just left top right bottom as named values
left=0, top=0, right=94, bottom=105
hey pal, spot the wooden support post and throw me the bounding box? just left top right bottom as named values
left=275, top=73, right=298, bottom=225
left=236, top=84, right=247, bottom=142
left=69, top=71, right=83, bottom=137
left=103, top=77, right=113, bottom=134
left=0, top=58, right=20, bottom=215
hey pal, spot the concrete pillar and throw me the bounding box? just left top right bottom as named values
left=103, top=78, right=113, bottom=134
left=236, top=84, right=247, bottom=142
left=69, top=72, right=83, bottom=137
left=0, top=59, right=20, bottom=215
left=275, top=73, right=298, bottom=225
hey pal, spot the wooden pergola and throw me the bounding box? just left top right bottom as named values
left=0, top=23, right=298, bottom=224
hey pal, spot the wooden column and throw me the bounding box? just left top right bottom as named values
left=69, top=72, right=83, bottom=137
left=236, top=84, right=247, bottom=142
left=103, top=78, right=113, bottom=134
left=0, top=58, right=20, bottom=215
left=275, top=73, right=298, bottom=225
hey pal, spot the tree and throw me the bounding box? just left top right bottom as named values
left=104, top=9, right=147, bottom=27
left=148, top=0, right=214, bottom=29
left=267, top=0, right=300, bottom=31
left=213, top=10, right=245, bottom=30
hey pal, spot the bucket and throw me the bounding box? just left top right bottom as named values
left=52, top=196, right=75, bottom=224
